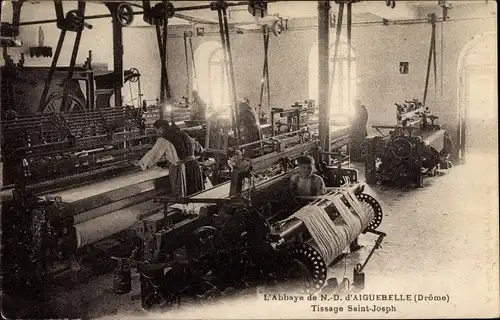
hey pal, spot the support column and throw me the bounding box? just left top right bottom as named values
left=318, top=0, right=331, bottom=159
left=107, top=3, right=124, bottom=107
left=112, top=22, right=123, bottom=107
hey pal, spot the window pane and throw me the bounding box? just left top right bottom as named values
left=208, top=49, right=231, bottom=113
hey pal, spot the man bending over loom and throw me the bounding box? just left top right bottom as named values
left=289, top=155, right=362, bottom=252
left=134, top=120, right=204, bottom=198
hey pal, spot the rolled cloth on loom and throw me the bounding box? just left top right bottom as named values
left=74, top=200, right=162, bottom=248
left=282, top=192, right=374, bottom=266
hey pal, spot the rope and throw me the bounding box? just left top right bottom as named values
left=423, top=15, right=436, bottom=108
left=259, top=25, right=270, bottom=112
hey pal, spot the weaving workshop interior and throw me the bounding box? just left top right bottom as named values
left=0, top=1, right=498, bottom=319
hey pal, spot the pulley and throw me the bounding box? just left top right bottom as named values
left=116, top=3, right=134, bottom=27
left=124, top=68, right=141, bottom=83
left=150, top=1, right=175, bottom=24
left=272, top=19, right=285, bottom=36
left=385, top=0, right=396, bottom=9
left=65, top=10, right=92, bottom=31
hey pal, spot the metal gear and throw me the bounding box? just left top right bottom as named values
left=356, top=193, right=383, bottom=232
left=288, top=243, right=328, bottom=293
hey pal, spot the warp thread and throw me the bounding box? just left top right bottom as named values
left=282, top=191, right=374, bottom=266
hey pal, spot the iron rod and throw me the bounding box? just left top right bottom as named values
left=37, top=29, right=66, bottom=112
left=155, top=24, right=166, bottom=119
left=174, top=2, right=249, bottom=12
left=189, top=37, right=198, bottom=89
left=216, top=8, right=235, bottom=136
left=318, top=0, right=331, bottom=157
left=60, top=28, right=84, bottom=111
left=184, top=33, right=190, bottom=97
left=259, top=26, right=267, bottom=109
left=222, top=6, right=240, bottom=141
left=347, top=2, right=352, bottom=113
left=110, top=6, right=124, bottom=108
left=163, top=7, right=171, bottom=100
left=328, top=2, right=344, bottom=109
left=423, top=18, right=435, bottom=106
left=18, top=12, right=144, bottom=26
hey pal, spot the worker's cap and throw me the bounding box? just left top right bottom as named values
left=297, top=155, right=315, bottom=165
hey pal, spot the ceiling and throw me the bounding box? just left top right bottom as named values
left=121, top=0, right=484, bottom=28
left=5, top=1, right=487, bottom=29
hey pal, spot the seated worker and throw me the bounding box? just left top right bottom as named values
left=289, top=155, right=362, bottom=251
left=289, top=155, right=327, bottom=197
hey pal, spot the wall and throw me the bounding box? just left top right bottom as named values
left=167, top=3, right=497, bottom=148
left=1, top=1, right=497, bottom=149
left=0, top=1, right=162, bottom=104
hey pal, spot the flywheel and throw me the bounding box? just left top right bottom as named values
left=390, top=137, right=413, bottom=159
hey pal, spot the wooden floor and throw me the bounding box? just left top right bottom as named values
left=29, top=151, right=500, bottom=319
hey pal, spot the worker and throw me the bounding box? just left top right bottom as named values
left=190, top=90, right=207, bottom=122
left=135, top=120, right=204, bottom=197
left=289, top=155, right=326, bottom=197
left=289, top=155, right=362, bottom=251
left=167, top=121, right=205, bottom=195
left=236, top=100, right=263, bottom=158
left=349, top=99, right=369, bottom=161
left=134, top=120, right=185, bottom=197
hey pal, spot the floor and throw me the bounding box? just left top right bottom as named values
left=41, top=151, right=500, bottom=319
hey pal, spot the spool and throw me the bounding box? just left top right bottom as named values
left=282, top=190, right=376, bottom=292
left=114, top=267, right=132, bottom=294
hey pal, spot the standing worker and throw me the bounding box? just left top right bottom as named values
left=349, top=99, right=369, bottom=161
left=167, top=122, right=205, bottom=195
left=237, top=100, right=263, bottom=158
left=135, top=120, right=204, bottom=197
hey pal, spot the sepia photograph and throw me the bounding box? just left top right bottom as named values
left=0, top=0, right=498, bottom=319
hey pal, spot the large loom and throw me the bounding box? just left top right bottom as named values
left=363, top=99, right=453, bottom=187
left=110, top=130, right=385, bottom=309
left=0, top=106, right=172, bottom=295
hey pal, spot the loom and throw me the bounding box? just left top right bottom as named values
left=0, top=106, right=177, bottom=295
left=269, top=100, right=351, bottom=165
left=110, top=128, right=385, bottom=309
left=363, top=98, right=453, bottom=187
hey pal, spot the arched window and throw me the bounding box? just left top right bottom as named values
left=208, top=48, right=231, bottom=109
left=193, top=41, right=230, bottom=112
left=308, top=40, right=357, bottom=118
